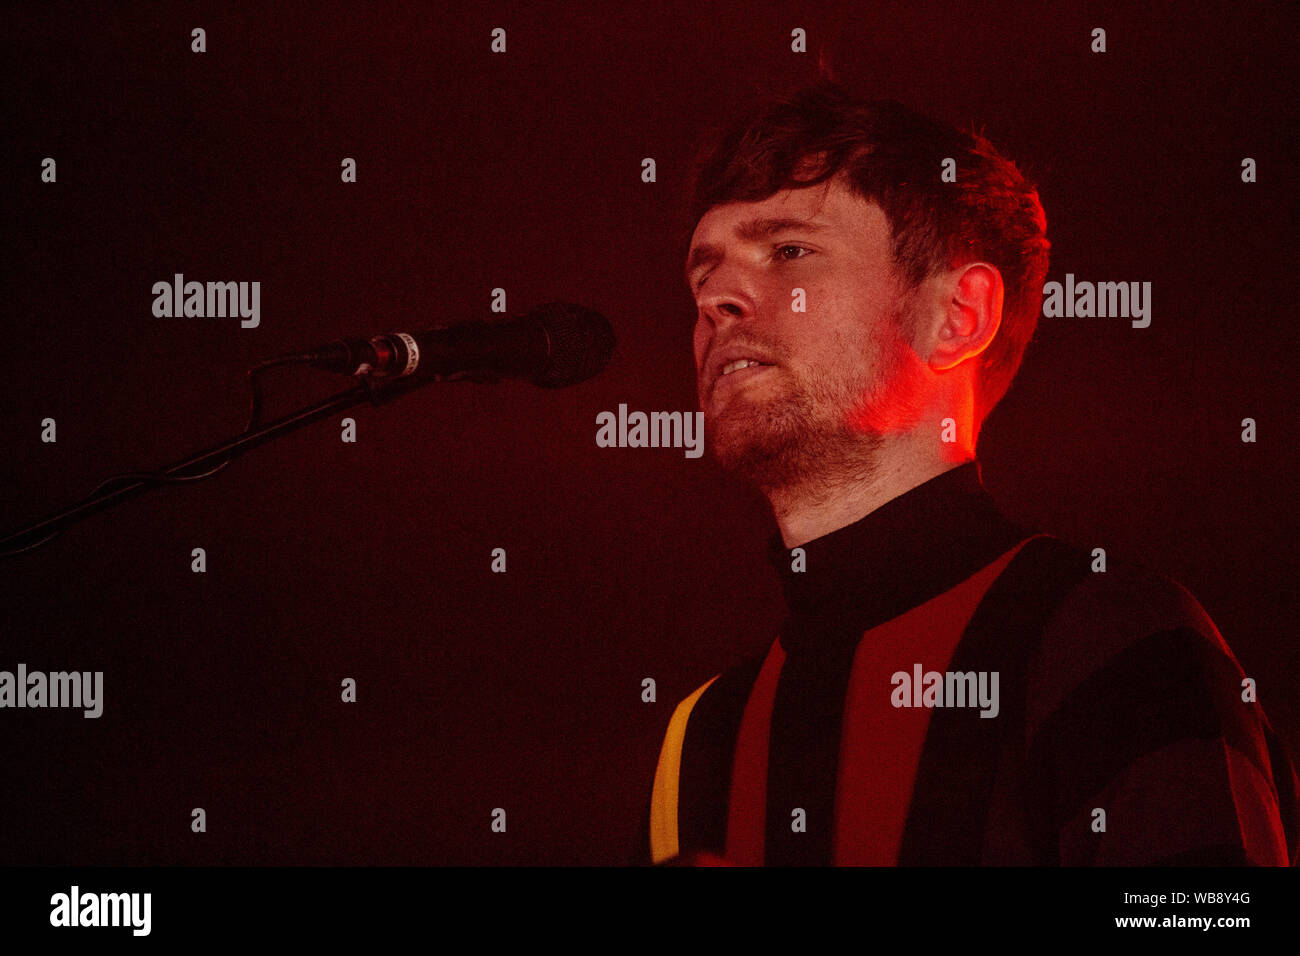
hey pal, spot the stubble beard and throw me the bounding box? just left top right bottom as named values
left=703, top=319, right=912, bottom=499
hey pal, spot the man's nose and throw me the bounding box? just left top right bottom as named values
left=696, top=268, right=757, bottom=331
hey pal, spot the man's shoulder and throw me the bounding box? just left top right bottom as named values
left=1008, top=540, right=1300, bottom=865
left=1037, top=542, right=1223, bottom=646
left=1018, top=538, right=1245, bottom=734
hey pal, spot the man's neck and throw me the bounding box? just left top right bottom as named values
left=769, top=440, right=975, bottom=549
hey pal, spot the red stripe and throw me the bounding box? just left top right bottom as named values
left=834, top=544, right=1029, bottom=864
left=1225, top=740, right=1291, bottom=865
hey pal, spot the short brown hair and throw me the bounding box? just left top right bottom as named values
left=682, top=81, right=1050, bottom=426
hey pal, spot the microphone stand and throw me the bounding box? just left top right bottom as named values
left=0, top=370, right=463, bottom=555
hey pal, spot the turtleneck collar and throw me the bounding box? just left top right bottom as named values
left=766, top=461, right=1031, bottom=655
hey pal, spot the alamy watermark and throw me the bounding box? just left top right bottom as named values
left=596, top=404, right=704, bottom=458
left=1042, top=273, right=1151, bottom=328
left=0, top=664, right=103, bottom=718
left=50, top=886, right=150, bottom=936
left=890, top=664, right=999, bottom=718
left=152, top=273, right=260, bottom=328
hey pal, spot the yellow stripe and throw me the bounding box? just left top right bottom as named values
left=649, top=675, right=719, bottom=864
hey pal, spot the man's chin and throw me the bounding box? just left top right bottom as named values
left=705, top=405, right=807, bottom=483
left=703, top=400, right=766, bottom=454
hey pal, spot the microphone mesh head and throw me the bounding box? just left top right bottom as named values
left=530, top=302, right=616, bottom=388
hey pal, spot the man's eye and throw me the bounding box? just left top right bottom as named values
left=693, top=246, right=810, bottom=293
left=774, top=244, right=812, bottom=261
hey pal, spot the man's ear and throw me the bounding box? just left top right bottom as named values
left=923, top=262, right=1004, bottom=372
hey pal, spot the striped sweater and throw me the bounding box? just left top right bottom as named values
left=642, top=462, right=1299, bottom=865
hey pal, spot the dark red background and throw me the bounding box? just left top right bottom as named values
left=2, top=1, right=1295, bottom=864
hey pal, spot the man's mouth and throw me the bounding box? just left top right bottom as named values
left=720, top=358, right=769, bottom=376
left=711, top=360, right=775, bottom=399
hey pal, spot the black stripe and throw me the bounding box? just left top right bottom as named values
left=764, top=619, right=860, bottom=865
left=899, top=535, right=1091, bottom=865
left=1030, top=627, right=1226, bottom=832
left=771, top=467, right=1031, bottom=655
left=676, top=656, right=765, bottom=856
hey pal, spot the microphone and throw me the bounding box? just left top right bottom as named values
left=296, top=302, right=616, bottom=388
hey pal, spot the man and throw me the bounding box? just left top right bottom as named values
left=640, top=81, right=1298, bottom=866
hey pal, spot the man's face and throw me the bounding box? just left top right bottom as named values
left=686, top=175, right=926, bottom=491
